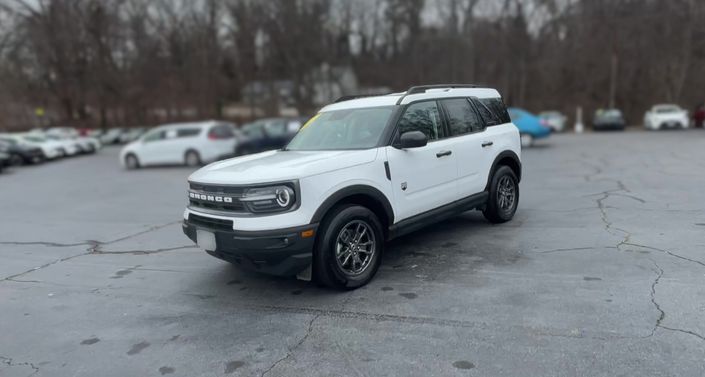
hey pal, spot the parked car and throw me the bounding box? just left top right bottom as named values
left=0, top=151, right=10, bottom=172
left=538, top=111, right=567, bottom=132
left=100, top=128, right=125, bottom=145
left=508, top=108, right=551, bottom=147
left=593, top=109, right=626, bottom=131
left=182, top=84, right=522, bottom=289
left=644, top=104, right=689, bottom=130
left=120, top=121, right=236, bottom=169
left=46, top=128, right=101, bottom=153
left=3, top=134, right=63, bottom=160
left=693, top=104, right=705, bottom=128
left=43, top=134, right=81, bottom=156
left=235, top=117, right=306, bottom=155
left=0, top=138, right=44, bottom=165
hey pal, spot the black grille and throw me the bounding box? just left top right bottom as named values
left=188, top=214, right=233, bottom=231
left=189, top=199, right=245, bottom=212
left=189, top=182, right=245, bottom=194
left=188, top=182, right=247, bottom=213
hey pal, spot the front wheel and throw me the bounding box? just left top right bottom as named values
left=313, top=205, right=384, bottom=290
left=125, top=154, right=140, bottom=170
left=185, top=150, right=201, bottom=167
left=483, top=166, right=519, bottom=224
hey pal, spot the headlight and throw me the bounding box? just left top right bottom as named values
left=240, top=184, right=296, bottom=213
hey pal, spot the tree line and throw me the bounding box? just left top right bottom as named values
left=0, top=0, right=703, bottom=130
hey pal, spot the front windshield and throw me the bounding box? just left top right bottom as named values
left=286, top=106, right=394, bottom=151
left=0, top=138, right=17, bottom=145
left=242, top=122, right=265, bottom=138
left=655, top=105, right=680, bottom=113
left=24, top=136, right=46, bottom=143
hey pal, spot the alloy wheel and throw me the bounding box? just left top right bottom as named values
left=335, top=220, right=376, bottom=276
left=497, top=175, right=516, bottom=211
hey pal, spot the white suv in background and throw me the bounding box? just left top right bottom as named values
left=120, top=121, right=236, bottom=169
left=182, top=85, right=522, bottom=289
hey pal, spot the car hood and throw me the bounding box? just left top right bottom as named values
left=189, top=149, right=379, bottom=185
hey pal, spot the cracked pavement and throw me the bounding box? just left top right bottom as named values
left=1, top=131, right=704, bottom=376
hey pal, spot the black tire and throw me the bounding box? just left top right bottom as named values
left=483, top=165, right=519, bottom=224
left=185, top=150, right=201, bottom=167
left=125, top=153, right=140, bottom=170
left=313, top=205, right=384, bottom=290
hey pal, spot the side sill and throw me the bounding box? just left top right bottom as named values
left=388, top=192, right=489, bottom=240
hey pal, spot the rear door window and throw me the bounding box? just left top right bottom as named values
left=440, top=98, right=484, bottom=136
left=177, top=128, right=201, bottom=138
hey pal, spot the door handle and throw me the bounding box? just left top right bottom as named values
left=482, top=141, right=494, bottom=148
left=436, top=150, right=452, bottom=158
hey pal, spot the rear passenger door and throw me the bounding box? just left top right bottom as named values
left=386, top=100, right=459, bottom=221
left=439, top=98, right=491, bottom=198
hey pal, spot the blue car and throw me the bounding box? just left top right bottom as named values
left=508, top=108, right=552, bottom=147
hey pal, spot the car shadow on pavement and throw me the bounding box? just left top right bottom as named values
left=180, top=209, right=524, bottom=306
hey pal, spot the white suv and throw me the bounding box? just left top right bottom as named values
left=183, top=85, right=521, bottom=289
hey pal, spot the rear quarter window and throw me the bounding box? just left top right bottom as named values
left=209, top=124, right=234, bottom=139
left=481, top=98, right=511, bottom=124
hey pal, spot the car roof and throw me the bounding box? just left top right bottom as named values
left=320, top=87, right=502, bottom=112
left=157, top=121, right=219, bottom=130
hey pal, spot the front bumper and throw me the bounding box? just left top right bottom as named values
left=21, top=148, right=44, bottom=162
left=182, top=214, right=317, bottom=277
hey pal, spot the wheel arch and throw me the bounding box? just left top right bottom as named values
left=311, top=185, right=395, bottom=236
left=485, top=150, right=522, bottom=191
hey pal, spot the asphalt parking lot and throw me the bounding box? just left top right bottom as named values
left=1, top=131, right=704, bottom=377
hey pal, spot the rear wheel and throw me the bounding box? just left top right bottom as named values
left=520, top=134, right=533, bottom=148
left=483, top=166, right=519, bottom=224
left=313, top=205, right=384, bottom=290
left=185, top=150, right=201, bottom=167
left=125, top=154, right=140, bottom=170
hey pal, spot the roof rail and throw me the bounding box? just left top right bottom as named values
left=396, top=84, right=480, bottom=105
left=334, top=93, right=391, bottom=103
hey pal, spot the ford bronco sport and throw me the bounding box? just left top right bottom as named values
left=183, top=85, right=521, bottom=289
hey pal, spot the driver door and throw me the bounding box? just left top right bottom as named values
left=385, top=100, right=459, bottom=222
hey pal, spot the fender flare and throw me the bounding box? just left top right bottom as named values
left=310, top=185, right=395, bottom=225
left=486, top=151, right=522, bottom=190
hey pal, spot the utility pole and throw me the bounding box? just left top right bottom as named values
left=608, top=51, right=618, bottom=109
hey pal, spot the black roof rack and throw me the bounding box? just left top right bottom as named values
left=396, top=84, right=480, bottom=105
left=334, top=93, right=392, bottom=103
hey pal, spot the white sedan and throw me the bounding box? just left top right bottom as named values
left=119, top=121, right=237, bottom=169
left=0, top=134, right=61, bottom=160
left=644, top=104, right=689, bottom=130
left=46, top=127, right=101, bottom=153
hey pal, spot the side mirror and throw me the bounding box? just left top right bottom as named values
left=398, top=131, right=428, bottom=149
